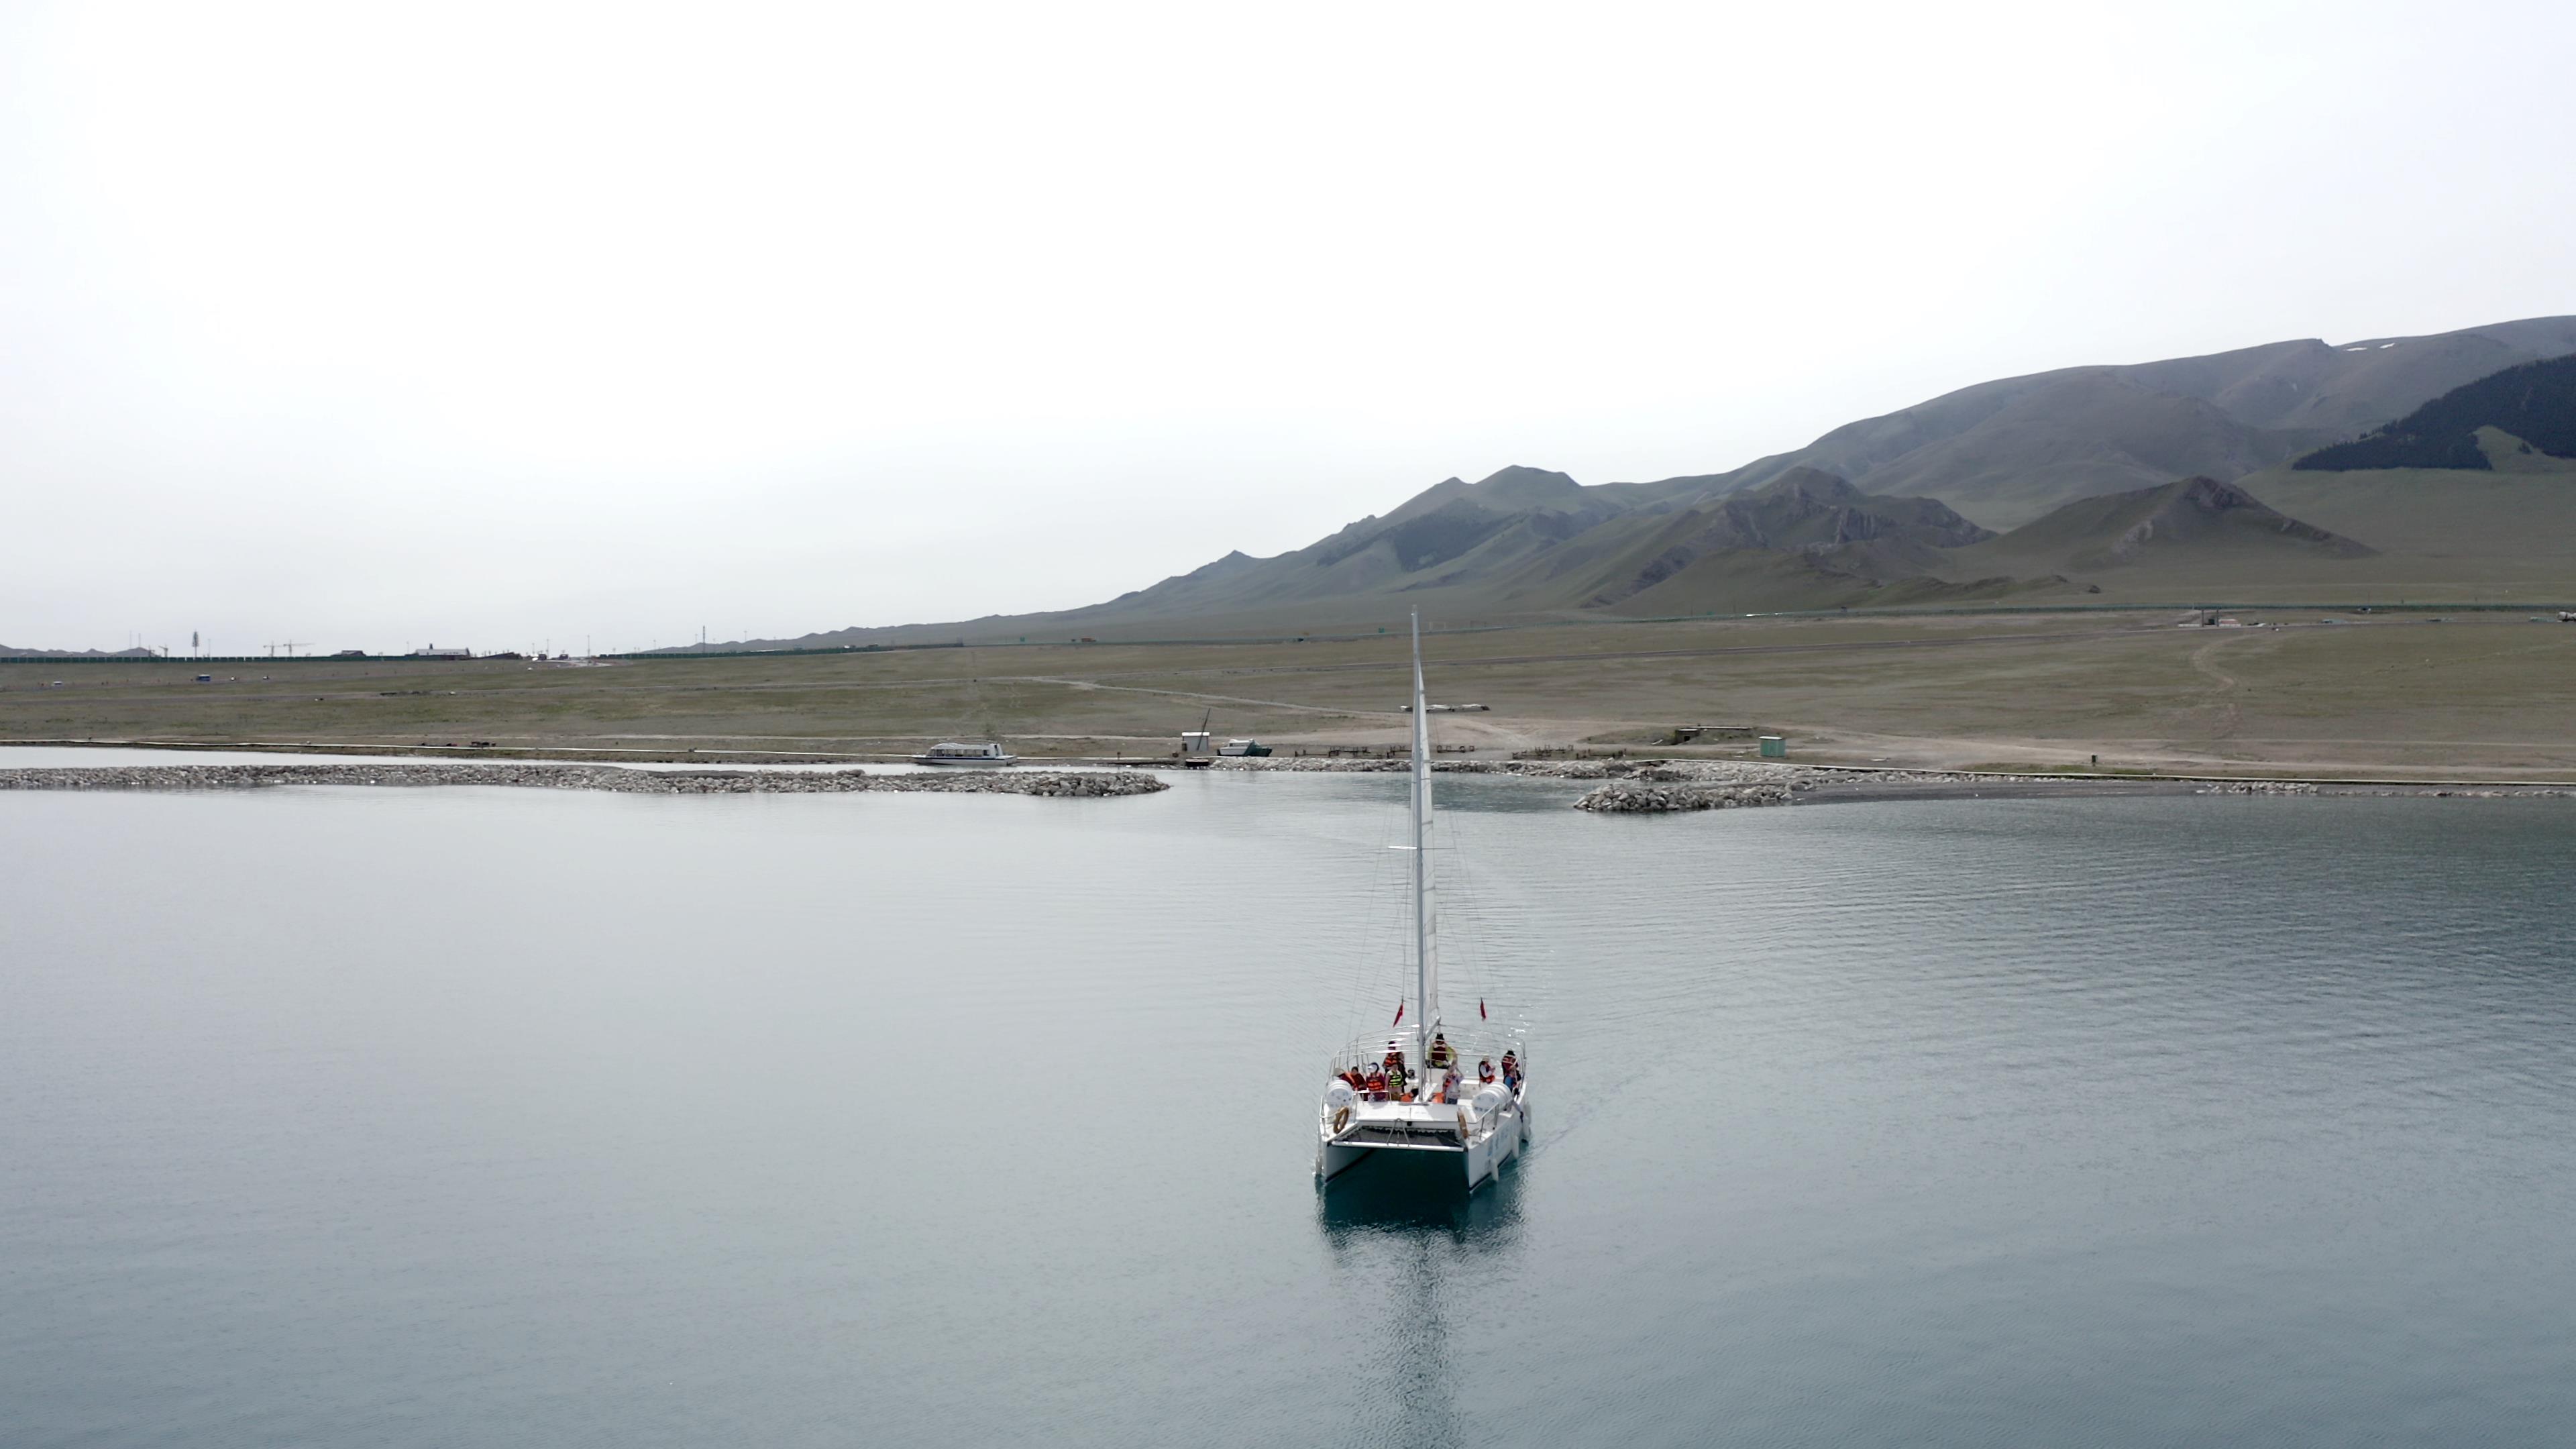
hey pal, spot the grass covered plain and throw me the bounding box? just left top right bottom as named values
left=10, top=608, right=2576, bottom=781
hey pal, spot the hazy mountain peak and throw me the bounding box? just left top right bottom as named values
left=1463, top=465, right=1589, bottom=508
left=1721, top=314, right=2576, bottom=527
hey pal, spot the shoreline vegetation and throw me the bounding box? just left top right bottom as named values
left=0, top=753, right=2566, bottom=812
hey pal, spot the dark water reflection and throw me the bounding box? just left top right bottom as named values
left=1317, top=1158, right=1525, bottom=1449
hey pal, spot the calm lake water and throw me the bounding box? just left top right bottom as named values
left=5, top=775, right=2573, bottom=1447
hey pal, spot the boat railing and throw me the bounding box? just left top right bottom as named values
left=1326, top=1032, right=1526, bottom=1085
left=1320, top=1093, right=1507, bottom=1146
left=1322, top=1030, right=1525, bottom=1138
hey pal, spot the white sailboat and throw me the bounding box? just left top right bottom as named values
left=1316, top=611, right=1529, bottom=1191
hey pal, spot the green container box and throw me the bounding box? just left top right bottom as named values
left=1758, top=735, right=1786, bottom=759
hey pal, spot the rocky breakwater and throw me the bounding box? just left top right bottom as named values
left=1572, top=780, right=1804, bottom=812
left=2196, top=780, right=2573, bottom=799
left=1211, top=753, right=1838, bottom=812
left=0, top=763, right=1169, bottom=798
left=1560, top=759, right=1827, bottom=813
left=1216, top=755, right=1837, bottom=783
left=1560, top=759, right=2055, bottom=812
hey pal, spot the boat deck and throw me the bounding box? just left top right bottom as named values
left=1340, top=1120, right=1470, bottom=1147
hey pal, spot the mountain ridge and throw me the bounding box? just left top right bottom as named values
left=690, top=314, right=2576, bottom=649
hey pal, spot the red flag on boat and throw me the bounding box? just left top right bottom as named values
left=1391, top=1000, right=1405, bottom=1026
left=1479, top=998, right=1488, bottom=1020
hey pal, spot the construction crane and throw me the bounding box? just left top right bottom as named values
left=263, top=641, right=314, bottom=658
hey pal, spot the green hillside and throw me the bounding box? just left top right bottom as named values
left=2295, top=354, right=2576, bottom=471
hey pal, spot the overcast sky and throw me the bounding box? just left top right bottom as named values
left=5, top=1, right=2571, bottom=653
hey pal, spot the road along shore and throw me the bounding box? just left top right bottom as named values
left=0, top=763, right=1169, bottom=798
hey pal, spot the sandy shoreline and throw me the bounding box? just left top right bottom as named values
left=0, top=763, right=1168, bottom=798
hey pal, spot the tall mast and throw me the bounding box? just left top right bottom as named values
left=1410, top=610, right=1436, bottom=1062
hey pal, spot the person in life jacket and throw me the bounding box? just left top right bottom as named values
left=1385, top=1060, right=1409, bottom=1102
left=1426, top=1032, right=1456, bottom=1070
left=1363, top=1065, right=1388, bottom=1101
left=1500, top=1051, right=1521, bottom=1089
left=1477, top=1058, right=1497, bottom=1085
left=1437, top=1065, right=1462, bottom=1104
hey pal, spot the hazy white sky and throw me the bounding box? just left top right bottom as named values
left=5, top=1, right=2571, bottom=653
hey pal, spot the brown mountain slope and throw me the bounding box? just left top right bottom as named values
left=1603, top=549, right=2048, bottom=616
left=1511, top=468, right=1993, bottom=608
left=1673, top=317, right=2576, bottom=527
left=1951, top=476, right=2374, bottom=578
left=1854, top=375, right=2308, bottom=526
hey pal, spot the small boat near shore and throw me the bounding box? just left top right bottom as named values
left=1177, top=709, right=1269, bottom=764
left=913, top=741, right=1018, bottom=766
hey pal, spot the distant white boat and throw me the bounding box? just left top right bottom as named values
left=1316, top=610, right=1527, bottom=1192
left=912, top=741, right=1018, bottom=765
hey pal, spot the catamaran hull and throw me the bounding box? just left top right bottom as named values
left=1317, top=1102, right=1526, bottom=1189
left=1318, top=1138, right=1377, bottom=1183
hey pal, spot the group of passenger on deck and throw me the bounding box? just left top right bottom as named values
left=1335, top=1032, right=1521, bottom=1105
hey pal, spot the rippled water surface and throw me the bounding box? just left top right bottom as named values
left=5, top=776, right=2573, bottom=1447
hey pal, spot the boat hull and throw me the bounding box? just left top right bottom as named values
left=1317, top=1095, right=1526, bottom=1190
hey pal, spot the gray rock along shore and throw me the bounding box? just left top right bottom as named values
left=0, top=763, right=1169, bottom=798
left=1213, top=754, right=1976, bottom=787
left=1575, top=770, right=2576, bottom=813
left=1572, top=780, right=1805, bottom=812
left=1210, top=753, right=2027, bottom=812
left=2193, top=780, right=2571, bottom=799
left=1218, top=755, right=1831, bottom=783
